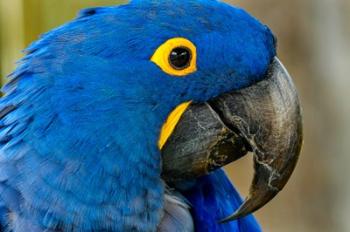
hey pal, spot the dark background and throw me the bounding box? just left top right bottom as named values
left=1, top=1, right=349, bottom=231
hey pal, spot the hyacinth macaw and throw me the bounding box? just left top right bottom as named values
left=0, top=0, right=303, bottom=231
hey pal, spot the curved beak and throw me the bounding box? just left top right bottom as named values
left=161, top=57, right=303, bottom=221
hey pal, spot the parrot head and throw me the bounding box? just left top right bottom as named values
left=42, top=0, right=276, bottom=111
left=2, top=0, right=302, bottom=228
left=124, top=0, right=277, bottom=103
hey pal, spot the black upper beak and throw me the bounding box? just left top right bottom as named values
left=161, top=57, right=303, bottom=222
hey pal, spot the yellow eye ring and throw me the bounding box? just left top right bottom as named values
left=151, top=37, right=197, bottom=77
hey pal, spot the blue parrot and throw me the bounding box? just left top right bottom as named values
left=0, top=0, right=303, bottom=231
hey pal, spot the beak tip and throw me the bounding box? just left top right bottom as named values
left=219, top=199, right=253, bottom=224
left=219, top=213, right=241, bottom=224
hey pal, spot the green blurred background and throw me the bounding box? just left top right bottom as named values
left=1, top=0, right=350, bottom=231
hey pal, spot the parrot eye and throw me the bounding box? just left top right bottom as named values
left=169, top=47, right=192, bottom=70
left=151, top=37, right=197, bottom=77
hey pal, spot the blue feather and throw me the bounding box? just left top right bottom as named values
left=182, top=169, right=261, bottom=232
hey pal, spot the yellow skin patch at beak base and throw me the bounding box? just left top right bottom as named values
left=158, top=101, right=192, bottom=150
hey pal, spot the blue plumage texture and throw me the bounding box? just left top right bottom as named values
left=182, top=170, right=261, bottom=232
left=0, top=0, right=276, bottom=231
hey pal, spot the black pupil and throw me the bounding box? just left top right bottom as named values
left=169, top=47, right=191, bottom=69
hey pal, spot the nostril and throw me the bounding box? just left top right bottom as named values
left=78, top=7, right=103, bottom=18
left=272, top=33, right=278, bottom=49
left=265, top=26, right=278, bottom=49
